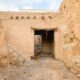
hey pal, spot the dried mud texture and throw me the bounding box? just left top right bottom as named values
left=63, top=38, right=80, bottom=78
left=62, top=25, right=80, bottom=78
left=65, top=56, right=80, bottom=78
left=0, top=35, right=79, bottom=80
left=0, top=57, right=79, bottom=80
left=0, top=44, right=25, bottom=67
left=0, top=41, right=79, bottom=80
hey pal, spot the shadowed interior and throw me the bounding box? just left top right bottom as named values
left=34, top=30, right=54, bottom=57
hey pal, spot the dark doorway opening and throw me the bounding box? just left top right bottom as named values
left=34, top=30, right=54, bottom=58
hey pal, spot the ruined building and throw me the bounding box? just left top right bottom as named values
left=0, top=0, right=80, bottom=74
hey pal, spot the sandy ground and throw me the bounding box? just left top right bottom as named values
left=0, top=57, right=79, bottom=80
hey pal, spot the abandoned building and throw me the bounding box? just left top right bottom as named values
left=0, top=0, right=80, bottom=62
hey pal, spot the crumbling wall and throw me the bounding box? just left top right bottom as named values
left=0, top=20, right=25, bottom=67
left=59, top=0, right=80, bottom=78
left=0, top=20, right=9, bottom=67
left=0, top=0, right=80, bottom=77
left=62, top=22, right=80, bottom=78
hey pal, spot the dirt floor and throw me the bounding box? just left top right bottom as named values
left=0, top=56, right=79, bottom=80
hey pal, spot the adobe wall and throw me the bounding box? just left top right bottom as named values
left=0, top=0, right=80, bottom=77
left=0, top=20, right=8, bottom=54
left=0, top=12, right=63, bottom=59
left=2, top=19, right=34, bottom=58
left=59, top=0, right=80, bottom=77
left=59, top=0, right=80, bottom=60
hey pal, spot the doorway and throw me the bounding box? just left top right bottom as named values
left=34, top=29, right=54, bottom=58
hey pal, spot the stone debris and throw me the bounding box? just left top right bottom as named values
left=0, top=57, right=79, bottom=80
left=0, top=44, right=25, bottom=67
left=64, top=56, right=80, bottom=78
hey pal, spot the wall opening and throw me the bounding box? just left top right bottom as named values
left=34, top=29, right=54, bottom=58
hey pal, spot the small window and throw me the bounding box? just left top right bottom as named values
left=10, top=16, right=13, bottom=19
left=16, top=16, right=19, bottom=19
left=33, top=16, right=36, bottom=19
left=21, top=16, right=24, bottom=19
left=27, top=16, right=30, bottom=19
left=48, top=16, right=52, bottom=19
left=41, top=16, right=45, bottom=19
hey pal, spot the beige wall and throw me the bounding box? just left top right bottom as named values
left=2, top=20, right=34, bottom=58
left=0, top=0, right=80, bottom=77
left=0, top=12, right=63, bottom=60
